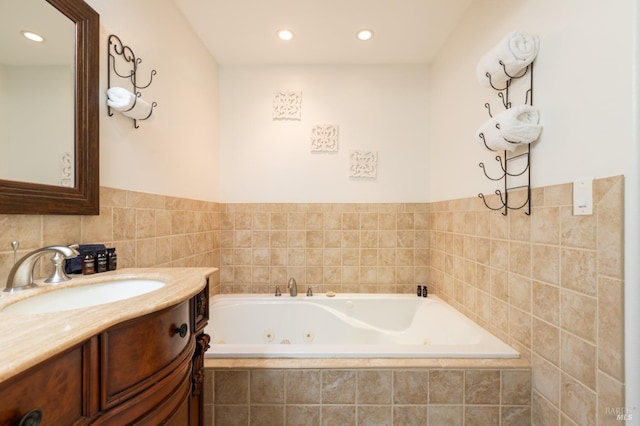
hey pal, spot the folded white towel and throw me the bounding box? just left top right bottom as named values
left=476, top=31, right=539, bottom=88
left=477, top=105, right=542, bottom=152
left=106, top=86, right=153, bottom=120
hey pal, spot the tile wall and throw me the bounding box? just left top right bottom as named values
left=0, top=187, right=221, bottom=293
left=205, top=367, right=531, bottom=426
left=428, top=176, right=625, bottom=425
left=219, top=203, right=430, bottom=294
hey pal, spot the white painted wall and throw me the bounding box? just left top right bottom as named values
left=85, top=0, right=220, bottom=202
left=428, top=0, right=633, bottom=202
left=2, top=65, right=73, bottom=185
left=218, top=65, right=430, bottom=203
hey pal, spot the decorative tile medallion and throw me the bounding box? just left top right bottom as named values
left=310, top=124, right=339, bottom=152
left=349, top=150, right=378, bottom=178
left=59, top=152, right=73, bottom=187
left=273, top=91, right=302, bottom=120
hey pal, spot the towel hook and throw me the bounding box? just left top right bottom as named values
left=483, top=103, right=493, bottom=118
left=500, top=61, right=530, bottom=80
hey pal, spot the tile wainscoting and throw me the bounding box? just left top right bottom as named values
left=218, top=203, right=431, bottom=295
left=0, top=175, right=625, bottom=425
left=428, top=176, right=624, bottom=425
left=0, top=187, right=221, bottom=293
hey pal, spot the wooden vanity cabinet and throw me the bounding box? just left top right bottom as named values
left=0, top=281, right=209, bottom=426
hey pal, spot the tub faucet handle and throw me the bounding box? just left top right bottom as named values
left=275, top=285, right=282, bottom=297
left=306, top=286, right=313, bottom=297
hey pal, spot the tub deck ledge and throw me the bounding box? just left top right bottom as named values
left=204, top=356, right=531, bottom=370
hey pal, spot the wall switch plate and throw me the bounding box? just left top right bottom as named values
left=573, top=178, right=593, bottom=215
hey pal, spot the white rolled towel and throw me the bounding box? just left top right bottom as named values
left=477, top=105, right=542, bottom=152
left=106, top=87, right=153, bottom=120
left=476, top=31, right=539, bottom=88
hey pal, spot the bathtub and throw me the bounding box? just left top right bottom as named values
left=204, top=293, right=519, bottom=359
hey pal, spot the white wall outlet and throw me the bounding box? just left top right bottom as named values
left=573, top=178, right=593, bottom=215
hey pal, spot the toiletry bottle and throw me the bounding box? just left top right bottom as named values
left=82, top=252, right=95, bottom=275
left=422, top=285, right=428, bottom=297
left=96, top=250, right=107, bottom=273
left=107, top=248, right=117, bottom=271
left=416, top=285, right=422, bottom=297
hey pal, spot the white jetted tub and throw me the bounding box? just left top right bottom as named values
left=204, top=293, right=519, bottom=358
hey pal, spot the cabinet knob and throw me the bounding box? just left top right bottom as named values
left=175, top=323, right=188, bottom=338
left=17, top=409, right=42, bottom=426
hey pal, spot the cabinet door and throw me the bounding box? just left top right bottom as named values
left=94, top=348, right=193, bottom=426
left=101, top=300, right=191, bottom=409
left=0, top=341, right=92, bottom=425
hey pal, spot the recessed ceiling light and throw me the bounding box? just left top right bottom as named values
left=277, top=29, right=294, bottom=41
left=21, top=31, right=45, bottom=43
left=357, top=29, right=374, bottom=41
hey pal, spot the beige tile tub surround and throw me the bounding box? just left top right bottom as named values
left=429, top=175, right=625, bottom=425
left=205, top=366, right=531, bottom=426
left=0, top=187, right=221, bottom=294
left=219, top=203, right=430, bottom=294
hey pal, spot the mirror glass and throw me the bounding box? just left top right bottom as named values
left=0, top=0, right=76, bottom=187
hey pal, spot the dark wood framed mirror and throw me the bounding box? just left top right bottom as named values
left=0, top=0, right=99, bottom=215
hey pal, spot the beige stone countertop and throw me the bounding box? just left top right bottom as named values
left=0, top=267, right=216, bottom=383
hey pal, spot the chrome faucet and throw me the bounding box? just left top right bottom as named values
left=4, top=245, right=79, bottom=293
left=287, top=278, right=297, bottom=297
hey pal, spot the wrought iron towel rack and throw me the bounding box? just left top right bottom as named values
left=107, top=34, right=157, bottom=128
left=477, top=61, right=533, bottom=215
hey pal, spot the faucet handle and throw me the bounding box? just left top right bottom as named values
left=44, top=252, right=72, bottom=285
left=306, top=286, right=313, bottom=296
left=275, top=285, right=282, bottom=297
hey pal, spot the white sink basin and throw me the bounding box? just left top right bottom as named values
left=1, top=279, right=165, bottom=314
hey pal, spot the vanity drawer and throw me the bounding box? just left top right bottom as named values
left=101, top=300, right=191, bottom=409
left=0, top=342, right=91, bottom=425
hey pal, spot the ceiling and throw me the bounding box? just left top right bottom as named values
left=173, top=0, right=472, bottom=65
left=0, top=0, right=74, bottom=66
